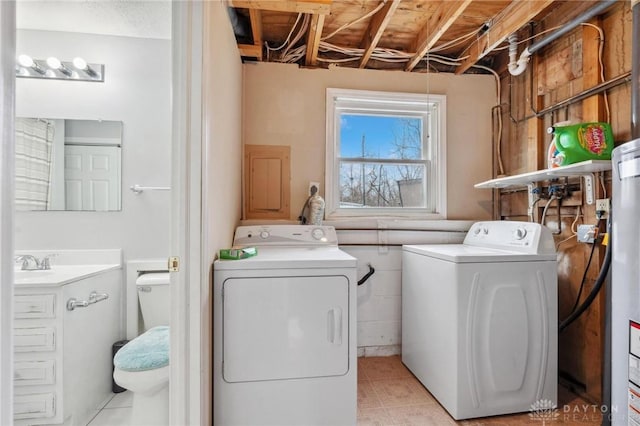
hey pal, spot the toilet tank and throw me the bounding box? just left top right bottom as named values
left=136, top=272, right=170, bottom=330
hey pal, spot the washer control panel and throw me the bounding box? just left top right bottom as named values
left=464, top=221, right=555, bottom=254
left=233, top=225, right=338, bottom=247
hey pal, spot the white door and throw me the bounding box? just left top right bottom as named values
left=223, top=275, right=349, bottom=382
left=64, top=145, right=121, bottom=211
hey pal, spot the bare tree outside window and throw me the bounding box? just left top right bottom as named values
left=339, top=116, right=425, bottom=208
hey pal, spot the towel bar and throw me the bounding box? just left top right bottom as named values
left=66, top=291, right=109, bottom=311
left=129, top=184, right=171, bottom=194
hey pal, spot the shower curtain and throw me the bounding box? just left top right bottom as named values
left=14, top=117, right=55, bottom=210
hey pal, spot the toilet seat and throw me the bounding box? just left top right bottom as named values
left=114, top=326, right=169, bottom=372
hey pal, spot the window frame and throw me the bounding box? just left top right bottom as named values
left=325, top=88, right=447, bottom=219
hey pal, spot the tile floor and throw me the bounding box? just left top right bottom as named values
left=86, top=356, right=603, bottom=425
left=87, top=391, right=132, bottom=426
left=358, top=356, right=603, bottom=425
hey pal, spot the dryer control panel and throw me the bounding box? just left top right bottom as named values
left=233, top=225, right=339, bottom=247
left=464, top=221, right=556, bottom=254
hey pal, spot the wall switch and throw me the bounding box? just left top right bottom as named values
left=309, top=181, right=320, bottom=195
left=595, top=198, right=610, bottom=219
left=577, top=224, right=598, bottom=243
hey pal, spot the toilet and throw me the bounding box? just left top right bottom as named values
left=113, top=272, right=170, bottom=426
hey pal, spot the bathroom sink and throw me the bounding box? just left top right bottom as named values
left=14, top=269, right=57, bottom=285
left=15, top=269, right=56, bottom=277
left=13, top=264, right=120, bottom=286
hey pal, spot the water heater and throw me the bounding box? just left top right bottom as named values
left=612, top=138, right=640, bottom=425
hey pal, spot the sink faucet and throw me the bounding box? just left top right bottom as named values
left=14, top=254, right=56, bottom=271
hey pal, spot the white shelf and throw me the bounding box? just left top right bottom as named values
left=474, top=160, right=612, bottom=189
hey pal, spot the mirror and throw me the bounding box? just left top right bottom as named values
left=15, top=118, right=122, bottom=211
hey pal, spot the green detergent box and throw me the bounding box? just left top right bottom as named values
left=219, top=247, right=258, bottom=260
left=547, top=122, right=614, bottom=168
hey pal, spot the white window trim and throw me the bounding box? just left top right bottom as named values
left=325, top=88, right=447, bottom=219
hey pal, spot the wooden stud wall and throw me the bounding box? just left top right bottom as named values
left=497, top=1, right=632, bottom=403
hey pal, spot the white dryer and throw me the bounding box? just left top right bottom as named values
left=213, top=225, right=357, bottom=425
left=402, top=221, right=558, bottom=420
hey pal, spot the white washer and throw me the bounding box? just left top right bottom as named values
left=402, top=221, right=558, bottom=420
left=213, top=225, right=357, bottom=425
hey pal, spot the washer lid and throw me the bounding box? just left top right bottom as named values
left=214, top=247, right=356, bottom=270
left=403, top=244, right=557, bottom=262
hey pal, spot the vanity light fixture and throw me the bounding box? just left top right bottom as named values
left=16, top=54, right=104, bottom=82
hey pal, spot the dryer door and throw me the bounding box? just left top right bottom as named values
left=222, top=275, right=349, bottom=382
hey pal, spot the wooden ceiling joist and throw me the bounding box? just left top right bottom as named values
left=249, top=9, right=263, bottom=45
left=238, top=43, right=263, bottom=58
left=248, top=9, right=263, bottom=60
left=455, top=0, right=554, bottom=74
left=405, top=0, right=473, bottom=72
left=305, top=14, right=325, bottom=66
left=359, top=0, right=401, bottom=69
left=229, top=0, right=332, bottom=15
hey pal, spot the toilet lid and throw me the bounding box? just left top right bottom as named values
left=114, top=326, right=169, bottom=372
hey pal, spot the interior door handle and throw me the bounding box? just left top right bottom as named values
left=326, top=308, right=342, bottom=345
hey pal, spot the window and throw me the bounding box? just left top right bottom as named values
left=325, top=88, right=446, bottom=218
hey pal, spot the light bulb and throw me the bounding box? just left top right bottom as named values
left=46, top=57, right=62, bottom=69
left=46, top=57, right=72, bottom=76
left=18, top=54, right=34, bottom=68
left=72, top=57, right=87, bottom=70
left=72, top=57, right=97, bottom=77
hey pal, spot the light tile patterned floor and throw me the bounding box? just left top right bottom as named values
left=87, top=391, right=132, bottom=426
left=358, top=355, right=603, bottom=426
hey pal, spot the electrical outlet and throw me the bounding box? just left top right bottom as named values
left=596, top=198, right=610, bottom=219
left=309, top=181, right=320, bottom=194
left=577, top=224, right=598, bottom=243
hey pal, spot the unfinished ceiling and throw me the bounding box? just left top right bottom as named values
left=228, top=0, right=605, bottom=74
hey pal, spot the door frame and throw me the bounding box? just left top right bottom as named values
left=0, top=2, right=207, bottom=424
left=170, top=2, right=206, bottom=425
left=0, top=2, right=16, bottom=423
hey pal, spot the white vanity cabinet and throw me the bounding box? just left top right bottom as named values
left=13, top=292, right=60, bottom=423
left=13, top=256, right=122, bottom=426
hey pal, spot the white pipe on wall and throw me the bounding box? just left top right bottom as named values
left=508, top=0, right=617, bottom=76
left=507, top=34, right=531, bottom=76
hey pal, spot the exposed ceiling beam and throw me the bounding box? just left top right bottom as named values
left=405, top=0, right=473, bottom=72
left=359, top=0, right=401, bottom=69
left=249, top=9, right=263, bottom=45
left=248, top=9, right=263, bottom=61
left=238, top=43, right=263, bottom=59
left=455, top=0, right=555, bottom=74
left=229, top=0, right=332, bottom=15
left=305, top=14, right=325, bottom=66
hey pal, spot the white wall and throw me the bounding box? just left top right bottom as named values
left=14, top=30, right=171, bottom=261
left=204, top=0, right=243, bottom=258
left=202, top=3, right=243, bottom=424
left=243, top=62, right=495, bottom=221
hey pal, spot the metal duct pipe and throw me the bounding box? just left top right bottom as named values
left=508, top=0, right=617, bottom=75
left=633, top=0, right=640, bottom=138
left=528, top=0, right=617, bottom=55
left=226, top=7, right=250, bottom=40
